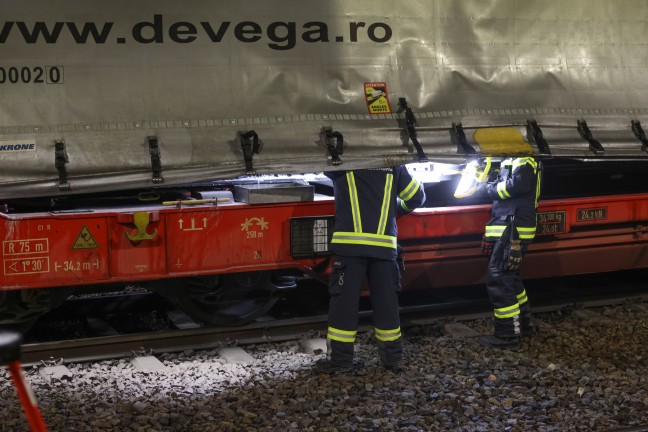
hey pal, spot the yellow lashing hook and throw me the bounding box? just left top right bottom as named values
left=125, top=212, right=158, bottom=242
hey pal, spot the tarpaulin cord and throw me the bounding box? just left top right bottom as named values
left=322, top=127, right=344, bottom=166
left=147, top=136, right=164, bottom=184
left=240, top=130, right=260, bottom=173
left=54, top=139, right=71, bottom=192
left=450, top=122, right=477, bottom=155
left=398, top=98, right=429, bottom=162
left=527, top=120, right=551, bottom=155
left=577, top=120, right=605, bottom=155
left=631, top=120, right=648, bottom=153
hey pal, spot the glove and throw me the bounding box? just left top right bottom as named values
left=475, top=182, right=492, bottom=199
left=507, top=240, right=524, bottom=271
left=396, top=245, right=405, bottom=273
left=481, top=237, right=494, bottom=256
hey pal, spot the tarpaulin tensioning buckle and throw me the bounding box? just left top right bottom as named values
left=239, top=130, right=260, bottom=173
left=54, top=139, right=71, bottom=192
left=322, top=127, right=344, bottom=166
left=147, top=136, right=164, bottom=184
left=398, top=98, right=429, bottom=162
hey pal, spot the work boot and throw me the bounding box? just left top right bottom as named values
left=383, top=361, right=405, bottom=374
left=314, top=358, right=353, bottom=374
left=376, top=339, right=403, bottom=369
left=477, top=334, right=520, bottom=351
left=521, top=321, right=537, bottom=338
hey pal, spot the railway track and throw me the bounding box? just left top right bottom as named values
left=20, top=287, right=647, bottom=366
left=4, top=281, right=647, bottom=432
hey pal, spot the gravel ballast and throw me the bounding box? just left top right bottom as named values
left=1, top=303, right=646, bottom=431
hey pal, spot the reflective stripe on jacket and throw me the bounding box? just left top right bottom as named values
left=484, top=157, right=542, bottom=242
left=326, top=166, right=425, bottom=259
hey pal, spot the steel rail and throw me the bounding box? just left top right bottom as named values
left=19, top=293, right=646, bottom=366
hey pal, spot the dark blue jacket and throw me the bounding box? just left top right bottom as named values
left=325, top=166, right=425, bottom=259
left=484, top=157, right=542, bottom=242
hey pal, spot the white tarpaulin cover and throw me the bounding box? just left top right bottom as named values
left=1, top=0, right=648, bottom=198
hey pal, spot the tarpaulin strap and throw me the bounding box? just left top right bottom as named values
left=450, top=122, right=477, bottom=155
left=631, top=120, right=648, bottom=152
left=240, top=130, right=260, bottom=173
left=323, top=127, right=344, bottom=166
left=54, top=139, right=71, bottom=192
left=147, top=136, right=164, bottom=184
left=577, top=120, right=605, bottom=155
left=398, top=98, right=429, bottom=162
left=526, top=120, right=551, bottom=155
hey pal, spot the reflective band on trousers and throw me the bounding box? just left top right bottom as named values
left=485, top=225, right=506, bottom=238
left=331, top=232, right=397, bottom=248
left=374, top=326, right=401, bottom=342
left=516, top=226, right=536, bottom=240
left=517, top=290, right=528, bottom=305
left=485, top=225, right=536, bottom=240
left=494, top=303, right=520, bottom=319
left=327, top=326, right=357, bottom=343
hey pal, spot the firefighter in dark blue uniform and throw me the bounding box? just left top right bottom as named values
left=316, top=166, right=425, bottom=373
left=478, top=156, right=542, bottom=350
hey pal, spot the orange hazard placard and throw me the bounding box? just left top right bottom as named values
left=364, top=82, right=392, bottom=114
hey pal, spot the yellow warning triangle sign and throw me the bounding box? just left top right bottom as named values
left=72, top=225, right=98, bottom=249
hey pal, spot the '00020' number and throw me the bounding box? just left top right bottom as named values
left=0, top=66, right=64, bottom=84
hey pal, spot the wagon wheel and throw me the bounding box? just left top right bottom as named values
left=155, top=271, right=296, bottom=327
left=0, top=288, right=74, bottom=333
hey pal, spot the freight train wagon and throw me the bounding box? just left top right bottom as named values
left=2, top=0, right=648, bottom=327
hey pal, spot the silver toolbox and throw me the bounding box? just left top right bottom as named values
left=234, top=182, right=314, bottom=204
